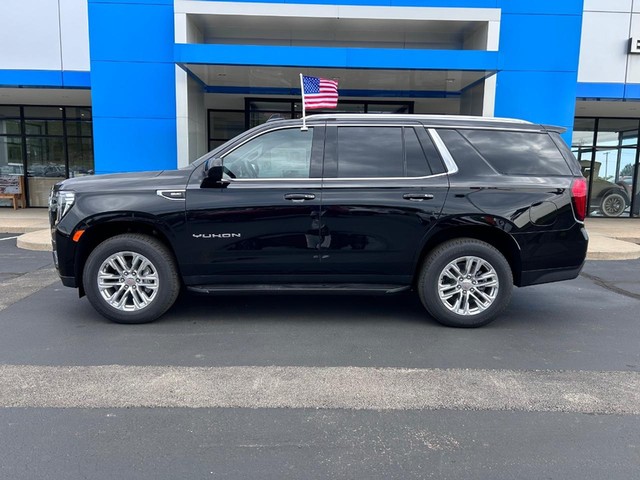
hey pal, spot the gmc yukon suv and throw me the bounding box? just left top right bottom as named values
left=49, top=114, right=589, bottom=327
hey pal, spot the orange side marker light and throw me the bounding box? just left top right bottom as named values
left=72, top=230, right=85, bottom=242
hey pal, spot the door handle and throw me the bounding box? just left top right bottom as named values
left=284, top=193, right=316, bottom=202
left=403, top=193, right=434, bottom=201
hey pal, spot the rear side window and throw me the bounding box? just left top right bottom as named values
left=335, top=126, right=431, bottom=178
left=458, top=129, right=572, bottom=176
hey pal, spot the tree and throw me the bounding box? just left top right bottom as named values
left=620, top=163, right=635, bottom=177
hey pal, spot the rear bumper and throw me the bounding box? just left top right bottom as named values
left=519, top=261, right=585, bottom=287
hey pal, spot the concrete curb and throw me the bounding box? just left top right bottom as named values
left=16, top=229, right=52, bottom=252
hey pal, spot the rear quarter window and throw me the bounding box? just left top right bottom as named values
left=458, top=129, right=572, bottom=176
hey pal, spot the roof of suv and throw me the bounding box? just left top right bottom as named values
left=266, top=114, right=564, bottom=133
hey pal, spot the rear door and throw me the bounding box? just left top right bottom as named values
left=317, top=123, right=449, bottom=284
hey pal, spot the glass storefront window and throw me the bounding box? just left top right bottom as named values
left=209, top=111, right=244, bottom=141
left=213, top=99, right=414, bottom=148
left=24, top=119, right=64, bottom=136
left=574, top=117, right=640, bottom=218
left=65, top=107, right=92, bottom=120
left=65, top=121, right=93, bottom=137
left=67, top=136, right=94, bottom=177
left=23, top=106, right=63, bottom=119
left=0, top=105, right=94, bottom=207
left=595, top=119, right=639, bottom=147
left=26, top=137, right=66, bottom=207
left=0, top=136, right=23, bottom=174
left=572, top=118, right=595, bottom=150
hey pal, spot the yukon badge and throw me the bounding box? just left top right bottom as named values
left=193, top=233, right=241, bottom=239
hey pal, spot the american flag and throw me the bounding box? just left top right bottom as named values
left=302, top=75, right=339, bottom=109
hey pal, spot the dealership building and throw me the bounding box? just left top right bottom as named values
left=0, top=0, right=639, bottom=218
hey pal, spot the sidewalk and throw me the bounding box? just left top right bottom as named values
left=1, top=207, right=639, bottom=260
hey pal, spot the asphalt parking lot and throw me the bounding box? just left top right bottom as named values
left=1, top=233, right=639, bottom=479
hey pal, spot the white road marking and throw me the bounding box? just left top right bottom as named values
left=0, top=268, right=59, bottom=312
left=0, top=236, right=19, bottom=242
left=1, top=365, right=638, bottom=414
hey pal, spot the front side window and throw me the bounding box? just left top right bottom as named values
left=223, top=127, right=314, bottom=179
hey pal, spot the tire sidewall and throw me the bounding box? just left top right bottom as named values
left=83, top=235, right=178, bottom=324
left=420, top=239, right=512, bottom=328
left=600, top=192, right=626, bottom=217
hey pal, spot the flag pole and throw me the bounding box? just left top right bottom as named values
left=299, top=73, right=308, bottom=131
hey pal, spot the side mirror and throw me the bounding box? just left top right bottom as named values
left=201, top=158, right=226, bottom=188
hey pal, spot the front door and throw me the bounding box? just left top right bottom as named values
left=184, top=126, right=324, bottom=285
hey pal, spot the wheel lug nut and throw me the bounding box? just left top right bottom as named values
left=136, top=278, right=140, bottom=282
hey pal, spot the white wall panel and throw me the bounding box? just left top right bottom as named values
left=626, top=14, right=640, bottom=82
left=59, top=0, right=90, bottom=71
left=585, top=0, right=632, bottom=13
left=0, top=0, right=62, bottom=70
left=578, top=12, right=630, bottom=83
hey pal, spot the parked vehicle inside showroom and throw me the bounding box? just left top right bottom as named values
left=49, top=114, right=589, bottom=328
left=580, top=161, right=630, bottom=217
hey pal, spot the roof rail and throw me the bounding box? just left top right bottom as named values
left=303, top=113, right=531, bottom=124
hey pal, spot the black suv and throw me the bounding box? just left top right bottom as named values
left=49, top=114, right=589, bottom=327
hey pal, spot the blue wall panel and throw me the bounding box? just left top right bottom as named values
left=91, top=62, right=176, bottom=118
left=495, top=71, right=578, bottom=130
left=88, top=3, right=174, bottom=63
left=576, top=83, right=626, bottom=99
left=89, top=0, right=177, bottom=173
left=494, top=2, right=583, bottom=140
left=92, top=118, right=177, bottom=174
left=0, top=70, right=90, bottom=88
left=497, top=14, right=582, bottom=72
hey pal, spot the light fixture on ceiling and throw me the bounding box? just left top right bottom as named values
left=446, top=78, right=455, bottom=84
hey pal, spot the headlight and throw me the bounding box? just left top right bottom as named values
left=49, top=190, right=76, bottom=225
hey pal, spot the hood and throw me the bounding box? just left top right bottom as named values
left=55, top=169, right=192, bottom=193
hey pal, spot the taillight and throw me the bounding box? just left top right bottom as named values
left=571, top=177, right=587, bottom=221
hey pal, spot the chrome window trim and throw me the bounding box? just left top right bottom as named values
left=427, top=128, right=459, bottom=175
left=220, top=123, right=460, bottom=183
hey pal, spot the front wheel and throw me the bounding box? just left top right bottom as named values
left=83, top=234, right=180, bottom=324
left=418, top=238, right=513, bottom=328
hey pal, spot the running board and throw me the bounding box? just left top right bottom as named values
left=187, top=284, right=410, bottom=295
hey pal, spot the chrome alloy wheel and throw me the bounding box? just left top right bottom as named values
left=437, top=256, right=499, bottom=316
left=97, top=251, right=159, bottom=311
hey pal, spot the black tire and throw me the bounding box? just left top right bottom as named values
left=600, top=192, right=626, bottom=217
left=418, top=238, right=513, bottom=328
left=83, top=234, right=180, bottom=324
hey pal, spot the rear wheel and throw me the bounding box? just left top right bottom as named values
left=83, top=234, right=180, bottom=324
left=600, top=192, right=626, bottom=217
left=418, top=238, right=513, bottom=328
